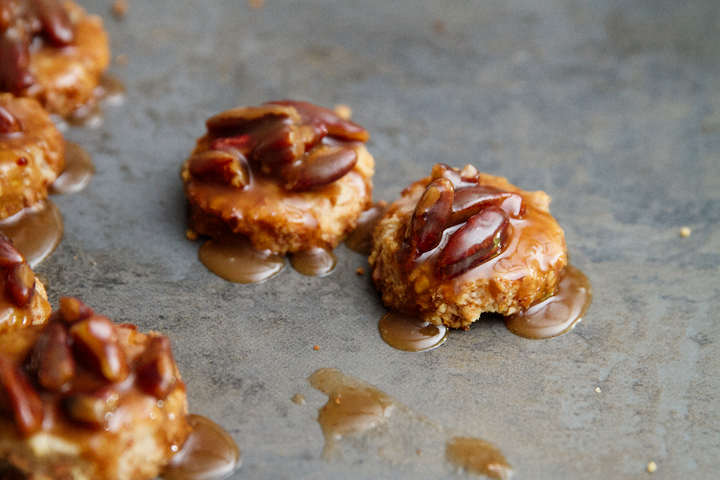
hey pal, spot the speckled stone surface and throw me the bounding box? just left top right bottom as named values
left=36, top=0, right=720, bottom=478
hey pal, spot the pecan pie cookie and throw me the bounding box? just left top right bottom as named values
left=0, top=0, right=110, bottom=117
left=0, top=297, right=190, bottom=480
left=182, top=100, right=374, bottom=254
left=0, top=232, right=50, bottom=333
left=369, top=164, right=567, bottom=329
left=0, top=93, right=64, bottom=219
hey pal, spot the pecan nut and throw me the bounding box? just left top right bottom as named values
left=448, top=185, right=524, bottom=225
left=135, top=336, right=177, bottom=399
left=187, top=149, right=249, bottom=188
left=5, top=262, right=35, bottom=307
left=280, top=143, right=358, bottom=191
left=0, top=355, right=43, bottom=436
left=63, top=392, right=113, bottom=428
left=436, top=206, right=510, bottom=278
left=0, top=104, right=22, bottom=135
left=57, top=296, right=95, bottom=324
left=31, top=322, right=75, bottom=392
left=405, top=178, right=454, bottom=257
left=69, top=316, right=130, bottom=383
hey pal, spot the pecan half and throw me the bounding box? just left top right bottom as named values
left=448, top=185, right=524, bottom=225
left=0, top=104, right=22, bottom=135
left=405, top=178, right=454, bottom=257
left=188, top=149, right=249, bottom=188
left=69, top=316, right=129, bottom=383
left=436, top=206, right=510, bottom=279
left=57, top=296, right=95, bottom=324
left=31, top=322, right=75, bottom=391
left=0, top=355, right=43, bottom=436
left=5, top=262, right=34, bottom=307
left=267, top=100, right=370, bottom=143
left=281, top=143, right=358, bottom=191
left=135, top=336, right=177, bottom=399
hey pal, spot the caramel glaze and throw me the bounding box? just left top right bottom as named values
left=446, top=437, right=512, bottom=480
left=50, top=141, right=94, bottom=194
left=344, top=201, right=389, bottom=255
left=0, top=200, right=63, bottom=267
left=309, top=368, right=511, bottom=477
left=198, top=236, right=285, bottom=284
left=505, top=265, right=592, bottom=339
left=378, top=311, right=448, bottom=352
left=161, top=414, right=241, bottom=480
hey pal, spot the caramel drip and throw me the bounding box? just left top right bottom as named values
left=0, top=200, right=63, bottom=267
left=308, top=368, right=512, bottom=476
left=446, top=437, right=513, bottom=480
left=378, top=311, right=448, bottom=352
left=505, top=265, right=592, bottom=339
left=50, top=142, right=94, bottom=194
left=198, top=237, right=285, bottom=284
left=344, top=201, right=388, bottom=255
left=308, top=368, right=395, bottom=459
left=161, top=414, right=241, bottom=480
left=288, top=247, right=336, bottom=277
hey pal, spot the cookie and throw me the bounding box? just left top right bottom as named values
left=0, top=298, right=190, bottom=480
left=369, top=164, right=567, bottom=329
left=0, top=0, right=111, bottom=117
left=182, top=100, right=374, bottom=254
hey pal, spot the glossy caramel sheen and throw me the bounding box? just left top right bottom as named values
left=50, top=142, right=94, bottom=194
left=505, top=265, right=592, bottom=339
left=446, top=437, right=513, bottom=480
left=198, top=237, right=285, bottom=284
left=161, top=414, right=241, bottom=480
left=0, top=200, right=63, bottom=267
left=308, top=368, right=396, bottom=459
left=288, top=247, right=337, bottom=277
left=378, top=311, right=448, bottom=352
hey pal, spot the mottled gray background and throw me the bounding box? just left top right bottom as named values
left=40, top=0, right=719, bottom=478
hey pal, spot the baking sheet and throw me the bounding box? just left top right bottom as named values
left=40, top=0, right=720, bottom=478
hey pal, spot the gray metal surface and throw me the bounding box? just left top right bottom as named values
left=41, top=0, right=719, bottom=478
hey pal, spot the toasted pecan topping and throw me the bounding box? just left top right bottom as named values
left=0, top=234, right=35, bottom=308
left=0, top=298, right=183, bottom=436
left=402, top=164, right=524, bottom=279
left=194, top=100, right=369, bottom=191
left=0, top=0, right=75, bottom=94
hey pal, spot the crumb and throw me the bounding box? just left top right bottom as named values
left=334, top=397, right=341, bottom=404
left=356, top=267, right=365, bottom=275
left=247, top=0, right=264, bottom=8
left=334, top=104, right=352, bottom=120
left=112, top=0, right=129, bottom=18
left=433, top=20, right=446, bottom=33
left=647, top=461, right=657, bottom=473
left=595, top=387, right=601, bottom=393
left=116, top=54, right=129, bottom=67
left=416, top=449, right=422, bottom=455
left=291, top=393, right=306, bottom=405
left=313, top=345, right=320, bottom=350
left=679, top=227, right=691, bottom=238
left=186, top=229, right=198, bottom=241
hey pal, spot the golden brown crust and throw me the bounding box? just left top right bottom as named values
left=0, top=93, right=65, bottom=220
left=182, top=102, right=375, bottom=254
left=0, top=301, right=189, bottom=480
left=370, top=168, right=567, bottom=329
left=5, top=1, right=111, bottom=117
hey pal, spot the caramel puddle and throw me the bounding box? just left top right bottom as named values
left=378, top=311, right=448, bottom=352
left=309, top=368, right=511, bottom=477
left=0, top=200, right=63, bottom=267
left=50, top=141, right=94, bottom=194
left=505, top=265, right=592, bottom=339
left=446, top=437, right=512, bottom=480
left=161, top=414, right=241, bottom=480
left=199, top=237, right=285, bottom=284
left=289, top=247, right=337, bottom=277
